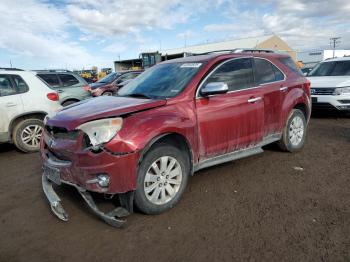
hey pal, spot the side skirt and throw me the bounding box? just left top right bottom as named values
left=193, top=133, right=281, bottom=173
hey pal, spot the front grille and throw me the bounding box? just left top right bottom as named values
left=311, top=88, right=335, bottom=95
left=46, top=125, right=79, bottom=140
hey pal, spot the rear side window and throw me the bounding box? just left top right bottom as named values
left=254, top=58, right=285, bottom=84
left=279, top=57, right=303, bottom=76
left=0, top=75, right=16, bottom=96
left=58, top=74, right=79, bottom=87
left=12, top=75, right=29, bottom=93
left=205, top=58, right=254, bottom=91
left=38, top=74, right=60, bottom=88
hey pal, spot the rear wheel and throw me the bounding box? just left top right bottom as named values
left=135, top=144, right=189, bottom=215
left=62, top=100, right=78, bottom=107
left=102, top=91, right=113, bottom=96
left=13, top=118, right=43, bottom=153
left=278, top=109, right=307, bottom=152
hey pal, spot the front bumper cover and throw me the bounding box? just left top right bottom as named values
left=42, top=174, right=131, bottom=228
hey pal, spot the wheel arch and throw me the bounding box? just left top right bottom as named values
left=293, top=102, right=309, bottom=120
left=139, top=132, right=195, bottom=175
left=9, top=111, right=47, bottom=140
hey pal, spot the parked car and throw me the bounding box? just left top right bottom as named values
left=89, top=70, right=143, bottom=96
left=35, top=70, right=91, bottom=106
left=41, top=51, right=311, bottom=227
left=308, top=57, right=350, bottom=111
left=0, top=69, right=61, bottom=152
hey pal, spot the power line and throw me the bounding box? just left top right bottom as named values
left=330, top=37, right=341, bottom=58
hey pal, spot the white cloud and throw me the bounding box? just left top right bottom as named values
left=204, top=0, right=350, bottom=50
left=67, top=0, right=224, bottom=36
left=0, top=0, right=97, bottom=68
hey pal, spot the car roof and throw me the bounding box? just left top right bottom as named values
left=322, top=57, right=350, bottom=62
left=162, top=52, right=290, bottom=64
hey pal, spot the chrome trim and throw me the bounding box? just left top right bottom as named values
left=248, top=97, right=262, bottom=103
left=279, top=86, right=288, bottom=92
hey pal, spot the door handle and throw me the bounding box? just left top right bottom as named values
left=248, top=97, right=262, bottom=103
left=280, top=86, right=288, bottom=92
left=6, top=102, right=17, bottom=107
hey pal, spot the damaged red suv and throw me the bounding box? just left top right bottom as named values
left=41, top=50, right=311, bottom=227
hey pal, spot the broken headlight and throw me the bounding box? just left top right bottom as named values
left=77, top=118, right=123, bottom=146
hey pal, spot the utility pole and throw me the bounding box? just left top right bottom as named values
left=10, top=60, right=12, bottom=68
left=330, top=37, right=341, bottom=58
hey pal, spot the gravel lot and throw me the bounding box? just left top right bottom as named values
left=0, top=114, right=349, bottom=262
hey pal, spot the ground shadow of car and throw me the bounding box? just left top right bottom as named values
left=0, top=143, right=19, bottom=154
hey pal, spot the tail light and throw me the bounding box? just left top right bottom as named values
left=47, top=92, right=59, bottom=101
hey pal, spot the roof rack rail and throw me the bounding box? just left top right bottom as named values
left=0, top=67, right=24, bottom=71
left=194, top=48, right=275, bottom=56
left=34, top=69, right=72, bottom=73
left=233, top=48, right=275, bottom=53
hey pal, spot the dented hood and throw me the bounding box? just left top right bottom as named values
left=47, top=96, right=167, bottom=130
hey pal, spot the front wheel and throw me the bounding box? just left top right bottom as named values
left=135, top=144, right=189, bottom=215
left=278, top=109, right=307, bottom=152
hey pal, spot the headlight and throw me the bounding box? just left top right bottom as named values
left=335, top=87, right=350, bottom=95
left=77, top=118, right=123, bottom=146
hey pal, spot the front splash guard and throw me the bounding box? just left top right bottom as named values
left=42, top=174, right=130, bottom=228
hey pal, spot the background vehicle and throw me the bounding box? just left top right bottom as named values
left=98, top=68, right=113, bottom=79
left=35, top=70, right=91, bottom=106
left=89, top=70, right=143, bottom=96
left=41, top=50, right=310, bottom=226
left=307, top=57, right=350, bottom=111
left=0, top=68, right=61, bottom=152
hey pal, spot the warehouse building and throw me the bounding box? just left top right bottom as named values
left=114, top=34, right=296, bottom=71
left=297, top=49, right=350, bottom=69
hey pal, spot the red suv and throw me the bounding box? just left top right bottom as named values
left=41, top=51, right=311, bottom=227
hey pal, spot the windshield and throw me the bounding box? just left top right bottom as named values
left=98, top=73, right=119, bottom=83
left=118, top=62, right=204, bottom=99
left=308, top=60, right=350, bottom=76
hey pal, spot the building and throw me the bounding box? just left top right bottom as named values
left=114, top=34, right=296, bottom=71
left=162, top=34, right=296, bottom=60
left=297, top=49, right=350, bottom=69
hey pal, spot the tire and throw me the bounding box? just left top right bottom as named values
left=102, top=91, right=113, bottom=96
left=278, top=109, right=307, bottom=152
left=13, top=118, right=43, bottom=153
left=135, top=143, right=190, bottom=215
left=62, top=100, right=78, bottom=107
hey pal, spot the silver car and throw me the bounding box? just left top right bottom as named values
left=36, top=70, right=91, bottom=106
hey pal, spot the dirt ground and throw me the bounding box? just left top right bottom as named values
left=0, top=113, right=349, bottom=262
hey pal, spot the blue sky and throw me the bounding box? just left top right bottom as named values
left=1, top=0, right=350, bottom=70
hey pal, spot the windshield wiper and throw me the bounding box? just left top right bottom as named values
left=124, top=93, right=152, bottom=99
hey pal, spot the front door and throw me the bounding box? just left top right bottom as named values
left=195, top=58, right=264, bottom=160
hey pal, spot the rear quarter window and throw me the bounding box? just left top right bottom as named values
left=279, top=57, right=303, bottom=76
left=59, top=74, right=80, bottom=87
left=37, top=74, right=60, bottom=88
left=254, top=58, right=285, bottom=84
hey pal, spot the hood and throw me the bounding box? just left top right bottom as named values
left=307, top=76, right=350, bottom=88
left=89, top=82, right=110, bottom=90
left=47, top=96, right=167, bottom=130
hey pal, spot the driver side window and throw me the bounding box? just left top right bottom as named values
left=204, top=58, right=255, bottom=92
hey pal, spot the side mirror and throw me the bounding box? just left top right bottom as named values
left=201, top=82, right=229, bottom=96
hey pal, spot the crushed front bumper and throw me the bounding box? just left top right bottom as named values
left=42, top=174, right=131, bottom=228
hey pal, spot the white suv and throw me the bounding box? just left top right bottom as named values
left=307, top=57, right=350, bottom=111
left=0, top=69, right=62, bottom=152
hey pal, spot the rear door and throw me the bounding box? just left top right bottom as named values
left=253, top=58, right=286, bottom=137
left=196, top=58, right=264, bottom=159
left=0, top=74, right=24, bottom=135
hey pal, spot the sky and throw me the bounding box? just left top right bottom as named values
left=1, top=0, right=350, bottom=70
